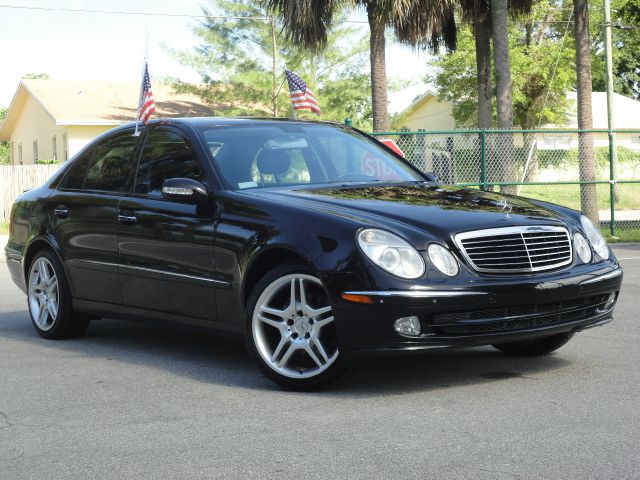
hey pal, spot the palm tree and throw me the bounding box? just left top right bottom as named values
left=263, top=0, right=457, bottom=132
left=573, top=0, right=598, bottom=224
left=461, top=0, right=492, bottom=130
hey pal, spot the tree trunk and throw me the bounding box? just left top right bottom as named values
left=270, top=16, right=278, bottom=118
left=573, top=0, right=599, bottom=225
left=474, top=1, right=492, bottom=130
left=474, top=1, right=493, bottom=190
left=490, top=0, right=516, bottom=195
left=367, top=6, right=389, bottom=132
left=522, top=131, right=539, bottom=182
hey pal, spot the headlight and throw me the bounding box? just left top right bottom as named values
left=357, top=229, right=425, bottom=279
left=427, top=243, right=459, bottom=277
left=580, top=216, right=610, bottom=260
left=573, top=232, right=592, bottom=264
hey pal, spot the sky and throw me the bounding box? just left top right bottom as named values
left=0, top=0, right=435, bottom=109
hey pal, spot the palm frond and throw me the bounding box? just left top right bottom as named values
left=391, top=0, right=458, bottom=51
left=260, top=0, right=347, bottom=50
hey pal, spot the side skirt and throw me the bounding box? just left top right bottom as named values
left=73, top=299, right=244, bottom=335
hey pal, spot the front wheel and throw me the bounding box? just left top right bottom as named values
left=492, top=332, right=574, bottom=357
left=246, top=264, right=346, bottom=390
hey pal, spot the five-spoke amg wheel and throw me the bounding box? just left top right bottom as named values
left=27, top=250, right=89, bottom=339
left=246, top=264, right=346, bottom=389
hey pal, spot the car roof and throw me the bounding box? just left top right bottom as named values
left=113, top=117, right=348, bottom=132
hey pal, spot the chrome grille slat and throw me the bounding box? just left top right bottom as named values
left=464, top=243, right=526, bottom=250
left=455, top=226, right=573, bottom=274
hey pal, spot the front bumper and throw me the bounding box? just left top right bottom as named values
left=332, top=265, right=623, bottom=357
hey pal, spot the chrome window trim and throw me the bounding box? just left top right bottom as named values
left=454, top=225, right=573, bottom=274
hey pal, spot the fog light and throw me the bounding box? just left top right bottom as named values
left=394, top=316, right=422, bottom=336
left=598, top=292, right=617, bottom=312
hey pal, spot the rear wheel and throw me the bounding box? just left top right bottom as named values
left=27, top=250, right=89, bottom=339
left=492, top=332, right=574, bottom=356
left=246, top=263, right=346, bottom=390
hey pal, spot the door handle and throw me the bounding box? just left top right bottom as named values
left=53, top=205, right=69, bottom=218
left=117, top=214, right=137, bottom=225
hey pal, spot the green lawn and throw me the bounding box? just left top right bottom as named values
left=0, top=223, right=7, bottom=235
left=603, top=228, right=640, bottom=243
left=518, top=183, right=640, bottom=211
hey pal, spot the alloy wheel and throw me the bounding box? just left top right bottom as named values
left=28, top=257, right=60, bottom=331
left=252, top=273, right=338, bottom=379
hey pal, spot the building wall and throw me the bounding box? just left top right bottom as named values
left=66, top=125, right=115, bottom=159
left=399, top=96, right=456, bottom=132
left=9, top=96, right=66, bottom=164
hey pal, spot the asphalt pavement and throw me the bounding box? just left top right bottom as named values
left=1, top=242, right=639, bottom=479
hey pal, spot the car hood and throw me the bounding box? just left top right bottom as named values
left=244, top=183, right=572, bottom=243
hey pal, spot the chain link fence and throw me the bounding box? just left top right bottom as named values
left=370, top=129, right=640, bottom=238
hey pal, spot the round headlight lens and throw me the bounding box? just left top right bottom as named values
left=357, top=229, right=425, bottom=279
left=573, top=232, right=592, bottom=264
left=580, top=216, right=610, bottom=260
left=427, top=243, right=459, bottom=277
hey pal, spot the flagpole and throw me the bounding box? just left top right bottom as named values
left=133, top=26, right=149, bottom=137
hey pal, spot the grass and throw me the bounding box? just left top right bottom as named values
left=0, top=223, right=8, bottom=235
left=518, top=183, right=640, bottom=211
left=603, top=228, right=640, bottom=243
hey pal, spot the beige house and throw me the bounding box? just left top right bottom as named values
left=393, top=87, right=640, bottom=150
left=391, top=87, right=456, bottom=131
left=0, top=79, right=215, bottom=164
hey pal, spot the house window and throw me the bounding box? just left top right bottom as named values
left=33, top=140, right=38, bottom=162
left=52, top=136, right=57, bottom=161
left=18, top=144, right=23, bottom=164
left=63, top=133, right=68, bottom=161
left=10, top=142, right=14, bottom=164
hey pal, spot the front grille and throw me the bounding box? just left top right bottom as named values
left=455, top=226, right=572, bottom=273
left=431, top=294, right=610, bottom=335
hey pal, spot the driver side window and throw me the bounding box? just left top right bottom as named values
left=135, top=129, right=203, bottom=197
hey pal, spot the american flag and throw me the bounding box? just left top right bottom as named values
left=137, top=62, right=156, bottom=125
left=285, top=70, right=320, bottom=115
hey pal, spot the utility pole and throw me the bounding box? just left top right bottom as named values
left=604, top=0, right=617, bottom=235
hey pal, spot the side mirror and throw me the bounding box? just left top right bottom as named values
left=161, top=178, right=208, bottom=204
left=425, top=172, right=440, bottom=182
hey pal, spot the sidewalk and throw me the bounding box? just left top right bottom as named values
left=599, top=210, right=640, bottom=222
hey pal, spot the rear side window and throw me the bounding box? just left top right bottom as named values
left=58, top=149, right=92, bottom=190
left=84, top=134, right=139, bottom=192
left=134, top=129, right=203, bottom=197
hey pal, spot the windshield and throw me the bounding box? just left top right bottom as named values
left=198, top=123, right=424, bottom=190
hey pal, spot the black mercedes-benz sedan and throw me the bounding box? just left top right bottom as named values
left=5, top=118, right=622, bottom=388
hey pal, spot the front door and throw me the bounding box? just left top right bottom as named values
left=48, top=130, right=140, bottom=304
left=116, top=127, right=218, bottom=321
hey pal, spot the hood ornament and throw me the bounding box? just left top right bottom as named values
left=498, top=198, right=512, bottom=219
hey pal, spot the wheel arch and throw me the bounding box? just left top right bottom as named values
left=242, top=245, right=317, bottom=307
left=23, top=235, right=67, bottom=283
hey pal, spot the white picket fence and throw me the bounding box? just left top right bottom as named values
left=0, top=165, right=61, bottom=224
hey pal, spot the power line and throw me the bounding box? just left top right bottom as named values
left=0, top=3, right=368, bottom=23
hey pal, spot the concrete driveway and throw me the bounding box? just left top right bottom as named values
left=1, top=241, right=639, bottom=479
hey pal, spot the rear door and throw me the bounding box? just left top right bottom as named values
left=116, top=126, right=219, bottom=321
left=48, top=129, right=141, bottom=304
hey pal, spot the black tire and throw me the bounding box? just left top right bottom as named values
left=26, top=249, right=90, bottom=339
left=245, top=262, right=347, bottom=390
left=492, top=332, right=575, bottom=357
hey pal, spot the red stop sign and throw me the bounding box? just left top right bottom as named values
left=380, top=139, right=405, bottom=158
